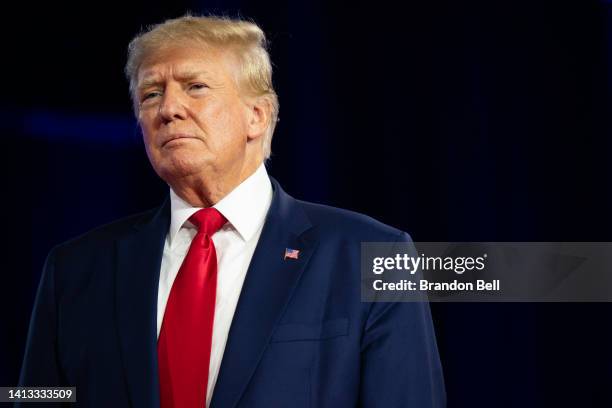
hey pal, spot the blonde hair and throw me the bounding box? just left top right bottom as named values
left=125, top=15, right=279, bottom=159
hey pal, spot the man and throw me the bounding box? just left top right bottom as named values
left=19, top=15, right=445, bottom=407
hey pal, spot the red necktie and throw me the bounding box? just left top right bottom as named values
left=158, top=208, right=227, bottom=408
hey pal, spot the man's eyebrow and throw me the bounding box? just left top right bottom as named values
left=137, top=77, right=163, bottom=90
left=175, top=69, right=211, bottom=81
left=137, top=69, right=212, bottom=90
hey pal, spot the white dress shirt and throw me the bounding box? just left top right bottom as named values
left=157, top=164, right=273, bottom=407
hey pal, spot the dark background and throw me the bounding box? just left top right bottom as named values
left=2, top=0, right=611, bottom=406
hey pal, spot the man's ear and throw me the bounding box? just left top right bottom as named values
left=246, top=96, right=272, bottom=141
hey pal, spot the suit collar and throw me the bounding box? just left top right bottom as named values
left=210, top=177, right=318, bottom=408
left=115, top=198, right=170, bottom=408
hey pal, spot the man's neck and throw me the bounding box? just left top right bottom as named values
left=168, top=160, right=262, bottom=208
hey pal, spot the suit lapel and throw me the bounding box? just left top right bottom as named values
left=210, top=178, right=318, bottom=408
left=115, top=199, right=169, bottom=408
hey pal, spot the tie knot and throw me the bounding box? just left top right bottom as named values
left=189, top=208, right=227, bottom=236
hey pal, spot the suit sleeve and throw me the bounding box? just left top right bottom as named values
left=359, top=232, right=446, bottom=407
left=18, top=248, right=65, bottom=389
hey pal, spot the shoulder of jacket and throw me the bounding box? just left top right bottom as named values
left=295, top=199, right=410, bottom=242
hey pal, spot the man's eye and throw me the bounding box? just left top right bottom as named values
left=142, top=91, right=161, bottom=102
left=189, top=83, right=208, bottom=91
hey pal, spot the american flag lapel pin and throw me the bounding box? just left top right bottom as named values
left=284, top=248, right=300, bottom=260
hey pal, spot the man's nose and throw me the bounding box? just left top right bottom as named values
left=159, top=86, right=187, bottom=122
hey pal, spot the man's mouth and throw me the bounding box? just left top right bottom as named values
left=162, top=134, right=196, bottom=147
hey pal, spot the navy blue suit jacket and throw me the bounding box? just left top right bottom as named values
left=19, top=178, right=445, bottom=407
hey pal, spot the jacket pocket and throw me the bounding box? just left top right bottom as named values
left=271, top=318, right=349, bottom=343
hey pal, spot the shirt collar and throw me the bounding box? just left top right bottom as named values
left=167, top=163, right=273, bottom=247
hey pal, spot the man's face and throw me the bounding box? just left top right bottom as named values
left=136, top=45, right=257, bottom=185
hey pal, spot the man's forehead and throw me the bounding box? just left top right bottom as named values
left=137, top=46, right=234, bottom=85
